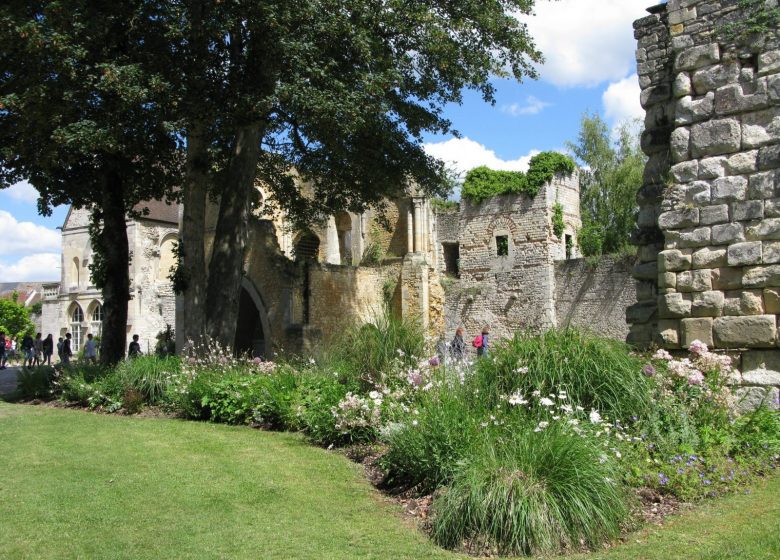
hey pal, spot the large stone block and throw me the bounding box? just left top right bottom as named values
left=763, top=241, right=780, bottom=264
left=764, top=288, right=780, bottom=314
left=700, top=204, right=729, bottom=225
left=690, top=118, right=741, bottom=158
left=715, top=82, right=769, bottom=116
left=746, top=218, right=780, bottom=241
left=711, top=267, right=743, bottom=290
left=633, top=260, right=658, bottom=281
left=692, top=62, right=739, bottom=95
left=732, top=200, right=764, bottom=221
left=713, top=315, right=777, bottom=348
left=711, top=222, right=745, bottom=245
left=698, top=156, right=726, bottom=179
left=670, top=126, right=690, bottom=162
left=676, top=92, right=715, bottom=125
left=733, top=386, right=780, bottom=413
left=675, top=44, right=720, bottom=71
left=758, top=49, right=780, bottom=76
left=673, top=72, right=692, bottom=97
left=748, top=171, right=778, bottom=200
left=742, top=109, right=780, bottom=149
left=681, top=317, right=714, bottom=347
left=726, top=150, right=758, bottom=175
left=657, top=319, right=681, bottom=347
left=659, top=249, right=692, bottom=272
left=711, top=176, right=747, bottom=203
left=671, top=161, right=699, bottom=183
left=659, top=292, right=692, bottom=318
left=658, top=208, right=699, bottom=229
left=765, top=199, right=780, bottom=218
left=678, top=226, right=711, bottom=248
left=743, top=265, right=780, bottom=288
left=692, top=290, right=725, bottom=317
left=727, top=241, right=762, bottom=266
left=692, top=247, right=726, bottom=269
left=677, top=269, right=712, bottom=292
left=758, top=144, right=780, bottom=171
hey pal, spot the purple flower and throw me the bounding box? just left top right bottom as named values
left=658, top=473, right=669, bottom=485
left=428, top=356, right=440, bottom=367
left=643, top=364, right=656, bottom=377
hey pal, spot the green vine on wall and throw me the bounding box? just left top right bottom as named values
left=720, top=0, right=780, bottom=43
left=552, top=202, right=565, bottom=238
left=462, top=151, right=575, bottom=203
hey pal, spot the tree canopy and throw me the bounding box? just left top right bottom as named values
left=0, top=292, right=35, bottom=341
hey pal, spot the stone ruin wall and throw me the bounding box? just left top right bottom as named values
left=631, top=0, right=780, bottom=408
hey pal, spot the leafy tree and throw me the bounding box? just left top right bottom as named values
left=0, top=292, right=34, bottom=340
left=0, top=2, right=181, bottom=364
left=566, top=113, right=645, bottom=256
left=161, top=0, right=548, bottom=347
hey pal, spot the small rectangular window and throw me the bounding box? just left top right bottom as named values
left=496, top=235, right=509, bottom=257
left=565, top=235, right=573, bottom=260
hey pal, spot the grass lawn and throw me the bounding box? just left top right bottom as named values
left=0, top=401, right=777, bottom=560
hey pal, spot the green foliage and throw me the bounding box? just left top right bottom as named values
left=154, top=325, right=176, bottom=358
left=0, top=291, right=34, bottom=340
left=568, top=113, right=645, bottom=256
left=113, top=355, right=181, bottom=404
left=470, top=329, right=652, bottom=421
left=13, top=366, right=55, bottom=401
left=251, top=365, right=301, bottom=430
left=430, top=198, right=459, bottom=212
left=720, top=0, right=780, bottom=43
left=552, top=202, right=565, bottom=238
left=431, top=424, right=629, bottom=556
left=28, top=301, right=43, bottom=315
left=462, top=152, right=575, bottom=203
left=296, top=373, right=357, bottom=445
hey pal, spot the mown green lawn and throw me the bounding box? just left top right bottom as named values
left=0, top=402, right=777, bottom=560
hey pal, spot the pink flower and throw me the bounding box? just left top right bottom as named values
left=428, top=356, right=440, bottom=367
left=407, top=370, right=423, bottom=387
left=688, top=340, right=708, bottom=356
left=687, top=370, right=704, bottom=386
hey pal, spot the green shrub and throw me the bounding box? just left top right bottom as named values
left=577, top=222, right=604, bottom=257
left=470, top=329, right=652, bottom=421
left=296, top=372, right=360, bottom=446
left=13, top=366, right=55, bottom=400
left=114, top=355, right=181, bottom=404
left=252, top=365, right=301, bottom=430
left=552, top=202, right=565, bottom=238
left=431, top=424, right=629, bottom=556
left=122, top=388, right=145, bottom=414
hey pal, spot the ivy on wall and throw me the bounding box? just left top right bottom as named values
left=462, top=151, right=575, bottom=203
left=552, top=202, right=565, bottom=238
left=720, top=0, right=780, bottom=43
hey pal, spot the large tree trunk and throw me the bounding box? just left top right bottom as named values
left=180, top=122, right=209, bottom=347
left=205, top=123, right=261, bottom=349
left=98, top=171, right=131, bottom=365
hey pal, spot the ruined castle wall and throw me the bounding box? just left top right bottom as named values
left=554, top=256, right=637, bottom=341
left=632, top=1, right=780, bottom=407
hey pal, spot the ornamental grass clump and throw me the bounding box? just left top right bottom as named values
left=470, top=329, right=652, bottom=421
left=430, top=424, right=629, bottom=556
left=113, top=355, right=181, bottom=404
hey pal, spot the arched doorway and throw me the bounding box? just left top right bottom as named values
left=234, top=278, right=271, bottom=359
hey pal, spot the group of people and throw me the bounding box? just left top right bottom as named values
left=447, top=326, right=490, bottom=361
left=0, top=330, right=143, bottom=369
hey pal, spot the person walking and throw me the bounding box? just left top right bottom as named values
left=0, top=331, right=6, bottom=370
left=473, top=326, right=489, bottom=358
left=450, top=327, right=466, bottom=362
left=33, top=333, right=43, bottom=366
left=21, top=332, right=34, bottom=368
left=83, top=333, right=98, bottom=364
left=56, top=337, right=64, bottom=364
left=42, top=334, right=54, bottom=366
left=127, top=334, right=142, bottom=358
left=62, top=333, right=73, bottom=366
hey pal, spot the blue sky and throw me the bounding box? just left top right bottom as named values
left=0, top=0, right=654, bottom=282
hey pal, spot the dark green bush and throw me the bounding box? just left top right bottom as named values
left=252, top=365, right=301, bottom=429
left=296, top=372, right=358, bottom=446
left=13, top=366, right=55, bottom=400
left=114, top=355, right=180, bottom=404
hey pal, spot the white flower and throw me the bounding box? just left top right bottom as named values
left=589, top=409, right=602, bottom=424
left=533, top=421, right=549, bottom=433
left=532, top=390, right=541, bottom=397
left=412, top=420, right=418, bottom=426
left=560, top=404, right=573, bottom=414
left=539, top=397, right=555, bottom=407
left=508, top=392, right=528, bottom=406
left=368, top=390, right=380, bottom=400
left=567, top=419, right=579, bottom=426
left=516, top=366, right=529, bottom=374
left=614, top=450, right=622, bottom=459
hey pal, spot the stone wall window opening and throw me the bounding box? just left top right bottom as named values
left=158, top=235, right=178, bottom=281
left=496, top=235, right=509, bottom=257
left=70, top=304, right=85, bottom=352
left=442, top=242, right=460, bottom=277
left=335, top=211, right=353, bottom=265
left=293, top=230, right=321, bottom=261
left=565, top=234, right=573, bottom=260
left=70, top=257, right=80, bottom=289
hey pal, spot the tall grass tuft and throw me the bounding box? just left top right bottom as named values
left=471, top=329, right=652, bottom=420
left=12, top=367, right=55, bottom=400
left=431, top=424, right=629, bottom=556
left=113, top=355, right=181, bottom=404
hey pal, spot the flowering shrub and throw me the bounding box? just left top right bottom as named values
left=331, top=391, right=383, bottom=442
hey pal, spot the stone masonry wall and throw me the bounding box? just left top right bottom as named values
left=632, top=0, right=780, bottom=408
left=554, top=256, right=637, bottom=341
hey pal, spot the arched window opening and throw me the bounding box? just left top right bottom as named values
left=335, top=212, right=353, bottom=265
left=71, top=257, right=80, bottom=288
left=293, top=231, right=320, bottom=261
left=70, top=305, right=84, bottom=352
left=158, top=236, right=178, bottom=281
left=90, top=303, right=103, bottom=337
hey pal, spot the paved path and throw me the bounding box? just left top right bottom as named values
left=0, top=366, right=19, bottom=397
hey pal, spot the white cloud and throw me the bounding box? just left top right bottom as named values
left=522, top=0, right=650, bottom=87
left=424, top=137, right=540, bottom=177
left=603, top=74, right=644, bottom=124
left=3, top=180, right=39, bottom=204
left=502, top=95, right=552, bottom=116
left=0, top=253, right=60, bottom=282
left=0, top=210, right=61, bottom=254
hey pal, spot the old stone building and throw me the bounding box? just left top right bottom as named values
left=630, top=0, right=780, bottom=408
left=41, top=201, right=179, bottom=354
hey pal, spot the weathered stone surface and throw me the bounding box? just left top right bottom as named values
left=659, top=248, right=692, bottom=272
left=769, top=74, right=780, bottom=103
left=733, top=387, right=780, bottom=413
left=692, top=247, right=726, bottom=268
left=758, top=49, right=780, bottom=76
left=764, top=288, right=780, bottom=313
left=670, top=126, right=690, bottom=162
left=743, top=265, right=780, bottom=288
left=657, top=319, right=680, bottom=347
left=700, top=204, right=729, bottom=225
left=763, top=241, right=780, bottom=264
left=746, top=218, right=780, bottom=241
left=633, top=260, right=658, bottom=281
left=726, top=151, right=758, bottom=175
left=742, top=109, right=780, bottom=149
left=725, top=290, right=765, bottom=316
left=676, top=44, right=720, bottom=71
left=671, top=161, right=699, bottom=182
left=673, top=72, right=692, bottom=97
left=765, top=199, right=780, bottom=218
left=681, top=317, right=714, bottom=347
left=677, top=269, right=712, bottom=292
left=698, top=156, right=727, bottom=179
left=715, top=82, right=769, bottom=116
left=757, top=144, right=780, bottom=171
left=731, top=200, right=764, bottom=221
left=692, top=62, right=739, bottom=94
left=748, top=171, right=778, bottom=199
left=658, top=208, right=699, bottom=229
left=676, top=92, right=714, bottom=125
left=678, top=226, right=711, bottom=248
left=673, top=181, right=710, bottom=205
left=692, top=290, right=725, bottom=317
left=728, top=241, right=762, bottom=266
left=659, top=292, right=692, bottom=318
left=741, top=350, right=780, bottom=386
left=659, top=271, right=677, bottom=289
left=711, top=176, right=747, bottom=203
left=711, top=267, right=743, bottom=290
left=626, top=300, right=657, bottom=323
left=690, top=118, right=741, bottom=158
left=711, top=222, right=745, bottom=245
left=713, top=315, right=777, bottom=348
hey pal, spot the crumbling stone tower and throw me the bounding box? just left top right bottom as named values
left=631, top=0, right=780, bottom=408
